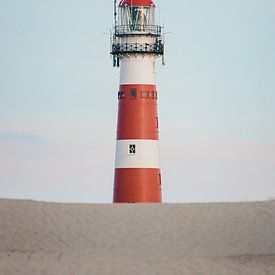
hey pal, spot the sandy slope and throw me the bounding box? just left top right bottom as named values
left=0, top=200, right=274, bottom=275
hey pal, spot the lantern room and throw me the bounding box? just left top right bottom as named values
left=115, top=0, right=160, bottom=36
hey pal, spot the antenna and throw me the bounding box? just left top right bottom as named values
left=162, top=34, right=166, bottom=66
left=114, top=0, right=118, bottom=26
left=158, top=1, right=161, bottom=26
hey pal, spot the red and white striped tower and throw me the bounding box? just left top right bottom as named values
left=111, top=0, right=165, bottom=203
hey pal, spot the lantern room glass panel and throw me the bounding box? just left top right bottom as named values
left=118, top=6, right=155, bottom=32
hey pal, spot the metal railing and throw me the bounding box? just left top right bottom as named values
left=111, top=41, right=164, bottom=55
left=115, top=24, right=162, bottom=36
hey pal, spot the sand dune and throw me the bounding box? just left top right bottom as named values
left=0, top=200, right=274, bottom=274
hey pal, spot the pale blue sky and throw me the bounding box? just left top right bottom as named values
left=0, top=0, right=274, bottom=203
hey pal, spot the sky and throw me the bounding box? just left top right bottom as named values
left=0, top=0, right=274, bottom=203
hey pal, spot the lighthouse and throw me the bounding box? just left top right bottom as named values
left=111, top=0, right=164, bottom=203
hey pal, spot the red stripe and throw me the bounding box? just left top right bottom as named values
left=113, top=168, right=162, bottom=203
left=117, top=84, right=159, bottom=140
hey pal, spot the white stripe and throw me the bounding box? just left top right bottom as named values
left=115, top=140, right=160, bottom=168
left=120, top=58, right=156, bottom=85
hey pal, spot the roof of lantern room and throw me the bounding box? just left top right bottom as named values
left=119, top=0, right=156, bottom=8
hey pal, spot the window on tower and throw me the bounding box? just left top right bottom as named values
left=131, top=89, right=137, bottom=99
left=129, top=144, right=136, bottom=155
left=141, top=91, right=147, bottom=97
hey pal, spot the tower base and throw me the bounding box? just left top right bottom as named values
left=113, top=168, right=162, bottom=203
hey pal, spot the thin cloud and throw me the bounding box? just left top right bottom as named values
left=0, top=131, right=47, bottom=159
left=0, top=132, right=47, bottom=145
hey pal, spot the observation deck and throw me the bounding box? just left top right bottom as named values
left=111, top=40, right=164, bottom=56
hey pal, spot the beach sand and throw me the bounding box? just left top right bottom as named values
left=0, top=200, right=274, bottom=274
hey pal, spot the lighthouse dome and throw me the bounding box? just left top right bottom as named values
left=119, top=0, right=155, bottom=7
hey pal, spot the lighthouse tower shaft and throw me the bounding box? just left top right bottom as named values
left=111, top=0, right=164, bottom=203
